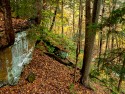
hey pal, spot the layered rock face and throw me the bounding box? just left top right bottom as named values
left=0, top=31, right=34, bottom=87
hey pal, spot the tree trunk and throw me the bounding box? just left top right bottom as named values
left=2, top=0, right=15, bottom=46
left=35, top=0, right=42, bottom=25
left=80, top=0, right=101, bottom=87
left=72, top=0, right=75, bottom=36
left=49, top=0, right=59, bottom=31
left=80, top=0, right=92, bottom=87
left=61, top=0, right=64, bottom=36
left=35, top=0, right=47, bottom=46
left=117, top=55, right=125, bottom=91
left=74, top=0, right=83, bottom=83
left=41, top=0, right=47, bottom=26
left=98, top=1, right=105, bottom=69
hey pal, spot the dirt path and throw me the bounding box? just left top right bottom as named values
left=0, top=48, right=95, bottom=94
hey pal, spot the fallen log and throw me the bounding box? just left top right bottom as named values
left=45, top=52, right=75, bottom=68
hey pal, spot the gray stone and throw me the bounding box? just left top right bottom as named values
left=0, top=31, right=34, bottom=87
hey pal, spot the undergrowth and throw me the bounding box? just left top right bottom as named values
left=29, top=26, right=77, bottom=63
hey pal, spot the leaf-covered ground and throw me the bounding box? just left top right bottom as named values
left=0, top=47, right=105, bottom=94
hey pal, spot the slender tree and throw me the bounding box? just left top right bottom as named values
left=74, top=0, right=83, bottom=83
left=72, top=0, right=75, bottom=35
left=117, top=54, right=125, bottom=91
left=41, top=0, right=47, bottom=27
left=80, top=0, right=102, bottom=87
left=49, top=0, right=59, bottom=31
left=35, top=0, right=47, bottom=46
left=61, top=0, right=64, bottom=36
left=98, top=0, right=105, bottom=70
left=80, top=0, right=92, bottom=87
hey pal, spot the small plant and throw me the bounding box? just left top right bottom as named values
left=46, top=44, right=55, bottom=53
left=26, top=72, right=35, bottom=83
left=69, top=83, right=76, bottom=94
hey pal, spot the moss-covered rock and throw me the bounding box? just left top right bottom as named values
left=26, top=72, right=35, bottom=83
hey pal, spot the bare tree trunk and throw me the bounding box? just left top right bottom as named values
left=103, top=32, right=110, bottom=65
left=41, top=0, right=47, bottom=26
left=78, top=0, right=83, bottom=53
left=73, top=42, right=79, bottom=83
left=80, top=0, right=92, bottom=87
left=2, top=0, right=15, bottom=46
left=74, top=0, right=83, bottom=83
left=35, top=0, right=47, bottom=46
left=111, top=0, right=117, bottom=49
left=61, top=0, right=64, bottom=36
left=117, top=55, right=125, bottom=91
left=80, top=0, right=102, bottom=87
left=72, top=0, right=75, bottom=36
left=98, top=31, right=102, bottom=69
left=49, top=0, right=59, bottom=31
left=98, top=0, right=105, bottom=70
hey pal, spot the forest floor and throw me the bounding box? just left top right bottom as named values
left=0, top=13, right=106, bottom=93
left=0, top=43, right=106, bottom=94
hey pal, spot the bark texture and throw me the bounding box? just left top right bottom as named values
left=2, top=0, right=15, bottom=46
left=80, top=0, right=101, bottom=87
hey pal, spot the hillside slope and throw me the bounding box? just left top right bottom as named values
left=0, top=47, right=103, bottom=94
